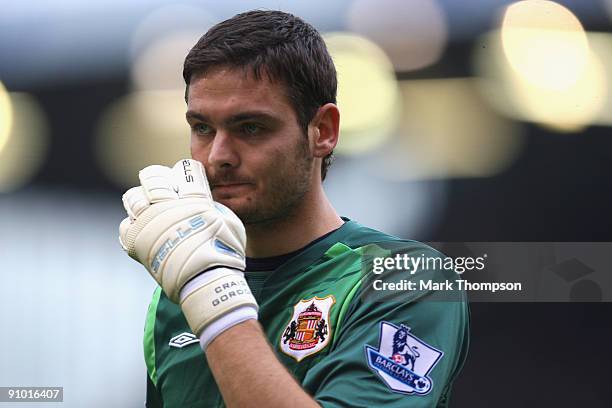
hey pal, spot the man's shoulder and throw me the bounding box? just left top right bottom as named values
left=337, top=219, right=439, bottom=256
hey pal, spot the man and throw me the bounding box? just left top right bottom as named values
left=119, top=10, right=469, bottom=408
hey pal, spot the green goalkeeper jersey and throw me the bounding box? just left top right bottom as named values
left=144, top=219, right=470, bottom=407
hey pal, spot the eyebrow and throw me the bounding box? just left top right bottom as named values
left=185, top=110, right=281, bottom=126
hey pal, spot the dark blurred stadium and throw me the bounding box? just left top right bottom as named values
left=1, top=0, right=611, bottom=406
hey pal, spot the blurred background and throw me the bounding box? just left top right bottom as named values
left=1, top=0, right=611, bottom=406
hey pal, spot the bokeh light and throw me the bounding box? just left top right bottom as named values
left=95, top=90, right=189, bottom=187
left=369, top=78, right=524, bottom=180
left=0, top=81, right=13, bottom=154
left=324, top=32, right=401, bottom=155
left=502, top=0, right=589, bottom=91
left=509, top=50, right=604, bottom=132
left=324, top=155, right=446, bottom=237
left=346, top=0, right=447, bottom=72
left=0, top=93, right=49, bottom=192
left=129, top=5, right=217, bottom=92
left=473, top=1, right=607, bottom=132
left=474, top=28, right=606, bottom=132
left=129, top=4, right=217, bottom=80
left=131, top=31, right=205, bottom=92
left=95, top=90, right=190, bottom=188
left=586, top=33, right=612, bottom=126
left=96, top=5, right=217, bottom=188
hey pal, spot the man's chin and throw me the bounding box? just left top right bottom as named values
left=213, top=196, right=250, bottom=217
left=214, top=197, right=268, bottom=225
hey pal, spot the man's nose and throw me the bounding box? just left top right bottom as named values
left=208, top=131, right=240, bottom=169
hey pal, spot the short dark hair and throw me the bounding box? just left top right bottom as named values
left=183, top=10, right=337, bottom=180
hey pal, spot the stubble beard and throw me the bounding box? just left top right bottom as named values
left=237, top=138, right=313, bottom=226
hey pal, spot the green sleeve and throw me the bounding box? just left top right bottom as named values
left=302, top=245, right=470, bottom=407
left=146, top=375, right=163, bottom=408
left=144, top=287, right=163, bottom=407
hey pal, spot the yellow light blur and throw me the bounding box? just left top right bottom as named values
left=131, top=31, right=204, bottom=91
left=346, top=0, right=447, bottom=72
left=0, top=93, right=49, bottom=192
left=502, top=1, right=589, bottom=91
left=95, top=90, right=190, bottom=188
left=512, top=50, right=605, bottom=132
left=587, top=33, right=612, bottom=126
left=0, top=81, right=13, bottom=154
left=130, top=4, right=217, bottom=92
left=370, top=78, right=523, bottom=180
left=324, top=32, right=401, bottom=155
left=121, top=6, right=217, bottom=184
left=474, top=29, right=606, bottom=132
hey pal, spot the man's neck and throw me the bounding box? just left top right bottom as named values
left=245, top=186, right=343, bottom=258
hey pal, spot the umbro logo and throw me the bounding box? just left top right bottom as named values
left=169, top=332, right=199, bottom=348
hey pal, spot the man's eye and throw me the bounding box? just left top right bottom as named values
left=241, top=123, right=261, bottom=135
left=193, top=123, right=213, bottom=135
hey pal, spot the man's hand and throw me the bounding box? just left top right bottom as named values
left=119, top=159, right=258, bottom=349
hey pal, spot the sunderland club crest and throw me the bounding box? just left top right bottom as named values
left=280, top=295, right=335, bottom=362
left=365, top=322, right=444, bottom=395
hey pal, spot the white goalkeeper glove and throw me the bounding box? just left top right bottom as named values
left=119, top=159, right=258, bottom=350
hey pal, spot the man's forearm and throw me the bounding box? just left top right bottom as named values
left=206, top=320, right=320, bottom=408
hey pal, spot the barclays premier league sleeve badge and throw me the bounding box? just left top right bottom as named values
left=365, top=322, right=444, bottom=395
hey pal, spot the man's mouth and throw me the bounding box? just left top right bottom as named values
left=211, top=182, right=252, bottom=195
left=212, top=182, right=251, bottom=188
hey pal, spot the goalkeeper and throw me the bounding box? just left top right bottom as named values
left=119, top=10, right=469, bottom=408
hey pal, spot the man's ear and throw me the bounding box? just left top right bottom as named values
left=309, top=103, right=340, bottom=158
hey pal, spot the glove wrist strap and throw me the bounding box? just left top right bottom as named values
left=179, top=267, right=258, bottom=342
left=199, top=306, right=258, bottom=351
